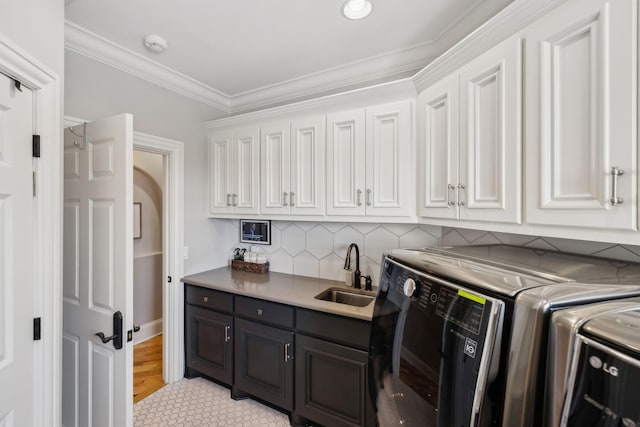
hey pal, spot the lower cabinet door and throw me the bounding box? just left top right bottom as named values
left=234, top=318, right=294, bottom=411
left=185, top=305, right=233, bottom=385
left=295, top=334, right=372, bottom=427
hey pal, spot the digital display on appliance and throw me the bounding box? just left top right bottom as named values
left=567, top=341, right=640, bottom=427
left=435, top=287, right=486, bottom=335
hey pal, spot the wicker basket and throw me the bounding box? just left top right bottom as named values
left=231, top=260, right=269, bottom=274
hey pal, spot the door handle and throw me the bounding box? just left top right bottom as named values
left=95, top=310, right=123, bottom=350
left=458, top=183, right=466, bottom=206
left=224, top=325, right=231, bottom=343
left=226, top=193, right=231, bottom=206
left=232, top=193, right=238, bottom=207
left=447, top=184, right=455, bottom=207
left=366, top=189, right=372, bottom=206
left=610, top=166, right=624, bottom=205
left=290, top=192, right=295, bottom=206
left=356, top=189, right=362, bottom=206
left=283, top=192, right=288, bottom=207
left=284, top=342, right=293, bottom=362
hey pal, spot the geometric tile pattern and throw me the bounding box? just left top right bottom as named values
left=222, top=219, right=442, bottom=285
left=441, top=227, right=640, bottom=263
left=134, top=377, right=290, bottom=426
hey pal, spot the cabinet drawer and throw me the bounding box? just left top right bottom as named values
left=235, top=296, right=294, bottom=329
left=185, top=285, right=233, bottom=313
left=296, top=309, right=370, bottom=351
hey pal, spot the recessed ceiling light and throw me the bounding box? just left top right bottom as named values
left=342, top=0, right=373, bottom=20
left=143, top=34, right=168, bottom=53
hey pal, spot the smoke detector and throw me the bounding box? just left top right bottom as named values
left=143, top=35, right=168, bottom=53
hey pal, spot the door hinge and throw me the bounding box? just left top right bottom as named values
left=32, top=134, right=40, bottom=158
left=168, top=276, right=172, bottom=283
left=33, top=317, right=41, bottom=340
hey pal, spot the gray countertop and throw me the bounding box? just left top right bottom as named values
left=181, top=267, right=375, bottom=321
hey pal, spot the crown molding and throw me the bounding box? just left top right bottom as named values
left=204, top=78, right=417, bottom=130
left=412, top=0, right=569, bottom=91
left=64, top=21, right=231, bottom=112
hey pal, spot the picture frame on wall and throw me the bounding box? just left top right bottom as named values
left=240, top=219, right=271, bottom=245
left=133, top=202, right=142, bottom=239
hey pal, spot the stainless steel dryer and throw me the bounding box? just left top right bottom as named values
left=547, top=298, right=640, bottom=427
left=367, top=245, right=640, bottom=427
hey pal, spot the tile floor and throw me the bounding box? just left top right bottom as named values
left=134, top=377, right=291, bottom=426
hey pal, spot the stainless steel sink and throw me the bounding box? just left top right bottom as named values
left=314, top=287, right=376, bottom=307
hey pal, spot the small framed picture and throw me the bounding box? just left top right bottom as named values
left=133, top=202, right=142, bottom=239
left=240, top=219, right=271, bottom=245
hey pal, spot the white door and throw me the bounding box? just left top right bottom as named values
left=261, top=121, right=291, bottom=215
left=365, top=101, right=412, bottom=217
left=326, top=109, right=366, bottom=216
left=63, top=114, right=134, bottom=427
left=291, top=116, right=325, bottom=216
left=208, top=131, right=234, bottom=214
left=459, top=36, right=522, bottom=224
left=525, top=0, right=637, bottom=230
left=0, top=74, right=36, bottom=425
left=418, top=74, right=459, bottom=219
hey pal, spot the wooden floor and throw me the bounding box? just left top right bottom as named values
left=133, top=334, right=165, bottom=403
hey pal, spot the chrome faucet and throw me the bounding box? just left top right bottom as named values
left=344, top=243, right=362, bottom=289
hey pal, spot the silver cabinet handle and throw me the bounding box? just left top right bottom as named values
left=610, top=166, right=624, bottom=205
left=458, top=183, right=466, bottom=206
left=232, top=193, right=238, bottom=207
left=226, top=193, right=231, bottom=207
left=224, top=325, right=230, bottom=343
left=447, top=184, right=455, bottom=207
left=283, top=192, right=288, bottom=207
left=203, top=296, right=209, bottom=303
left=290, top=192, right=295, bottom=206
left=284, top=343, right=292, bottom=362
left=366, top=189, right=372, bottom=206
left=357, top=189, right=362, bottom=206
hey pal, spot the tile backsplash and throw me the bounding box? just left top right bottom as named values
left=224, top=220, right=442, bottom=285
left=219, top=219, right=640, bottom=285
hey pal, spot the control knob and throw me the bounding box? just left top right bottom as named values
left=403, top=278, right=418, bottom=298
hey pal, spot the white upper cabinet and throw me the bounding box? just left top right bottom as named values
left=525, top=0, right=637, bottom=230
left=327, top=101, right=413, bottom=217
left=208, top=126, right=260, bottom=215
left=326, top=109, right=367, bottom=216
left=261, top=117, right=325, bottom=216
left=419, top=36, right=522, bottom=224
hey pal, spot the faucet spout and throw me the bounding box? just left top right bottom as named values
left=344, top=243, right=361, bottom=289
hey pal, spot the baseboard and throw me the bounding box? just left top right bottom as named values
left=134, top=319, right=163, bottom=345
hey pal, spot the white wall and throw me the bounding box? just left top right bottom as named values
left=64, top=51, right=230, bottom=274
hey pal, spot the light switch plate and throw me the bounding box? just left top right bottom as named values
left=183, top=246, right=189, bottom=259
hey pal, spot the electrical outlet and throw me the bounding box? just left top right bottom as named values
left=183, top=246, right=189, bottom=259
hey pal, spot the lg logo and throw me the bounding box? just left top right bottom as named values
left=589, top=355, right=619, bottom=377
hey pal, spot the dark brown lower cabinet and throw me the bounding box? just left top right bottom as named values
left=295, top=334, right=373, bottom=427
left=185, top=304, right=233, bottom=385
left=234, top=318, right=294, bottom=411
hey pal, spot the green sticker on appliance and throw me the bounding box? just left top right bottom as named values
left=458, top=290, right=486, bottom=305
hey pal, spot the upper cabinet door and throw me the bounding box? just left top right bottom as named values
left=326, top=109, right=366, bottom=216
left=418, top=74, right=459, bottom=220
left=459, top=36, right=522, bottom=224
left=208, top=131, right=234, bottom=214
left=365, top=101, right=413, bottom=217
left=233, top=126, right=260, bottom=214
left=261, top=122, right=291, bottom=215
left=525, top=0, right=637, bottom=230
left=291, top=116, right=325, bottom=216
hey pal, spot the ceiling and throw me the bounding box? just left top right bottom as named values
left=64, top=0, right=513, bottom=112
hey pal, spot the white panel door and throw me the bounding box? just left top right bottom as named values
left=208, top=131, right=233, bottom=214
left=291, top=116, right=325, bottom=216
left=0, top=75, right=35, bottom=426
left=233, top=126, right=260, bottom=215
left=327, top=109, right=366, bottom=216
left=365, top=101, right=412, bottom=217
left=63, top=114, right=134, bottom=427
left=525, top=0, right=637, bottom=230
left=418, top=74, right=459, bottom=219
left=261, top=122, right=291, bottom=215
left=459, top=36, right=522, bottom=223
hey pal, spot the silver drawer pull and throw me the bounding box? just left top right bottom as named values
left=257, top=309, right=263, bottom=316
left=366, top=189, right=372, bottom=206
left=203, top=296, right=209, bottom=303
left=224, top=325, right=230, bottom=343
left=610, top=166, right=624, bottom=205
left=284, top=343, right=292, bottom=362
left=357, top=189, right=362, bottom=206
left=447, top=184, right=455, bottom=207
left=283, top=192, right=288, bottom=207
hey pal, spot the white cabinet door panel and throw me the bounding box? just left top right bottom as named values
left=525, top=0, right=637, bottom=230
left=459, top=37, right=522, bottom=223
left=208, top=132, right=233, bottom=214
left=327, top=109, right=366, bottom=216
left=418, top=74, right=459, bottom=219
left=261, top=122, right=290, bottom=215
left=291, top=117, right=325, bottom=215
left=234, top=127, right=260, bottom=214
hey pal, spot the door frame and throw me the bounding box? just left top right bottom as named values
left=0, top=35, right=63, bottom=425
left=65, top=117, right=185, bottom=385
